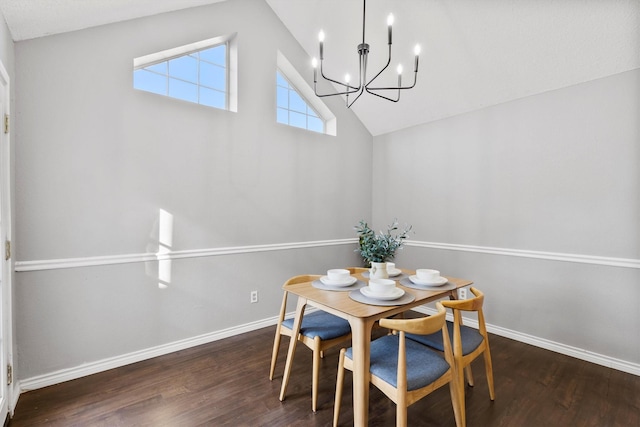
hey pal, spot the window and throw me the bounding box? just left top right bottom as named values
left=133, top=34, right=237, bottom=111
left=276, top=71, right=324, bottom=133
left=276, top=51, right=336, bottom=136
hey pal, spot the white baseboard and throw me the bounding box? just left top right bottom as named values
left=14, top=304, right=639, bottom=413
left=413, top=305, right=640, bottom=376
left=17, top=315, right=280, bottom=393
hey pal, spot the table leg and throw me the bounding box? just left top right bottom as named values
left=349, top=317, right=375, bottom=427
left=279, top=297, right=307, bottom=401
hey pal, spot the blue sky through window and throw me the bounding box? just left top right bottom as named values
left=134, top=44, right=227, bottom=110
left=276, top=71, right=324, bottom=133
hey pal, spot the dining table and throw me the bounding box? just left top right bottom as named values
left=278, top=269, right=473, bottom=426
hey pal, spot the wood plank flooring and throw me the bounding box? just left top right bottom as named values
left=9, top=315, right=640, bottom=426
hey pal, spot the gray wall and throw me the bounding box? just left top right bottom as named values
left=10, top=0, right=640, bottom=387
left=375, top=69, right=640, bottom=366
left=0, top=13, right=12, bottom=69
left=14, top=0, right=371, bottom=380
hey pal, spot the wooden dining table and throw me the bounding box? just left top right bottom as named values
left=278, top=269, right=473, bottom=426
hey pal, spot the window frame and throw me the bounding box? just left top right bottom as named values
left=276, top=50, right=336, bottom=136
left=276, top=70, right=325, bottom=134
left=133, top=33, right=238, bottom=112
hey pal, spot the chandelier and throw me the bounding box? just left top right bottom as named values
left=312, top=0, right=420, bottom=108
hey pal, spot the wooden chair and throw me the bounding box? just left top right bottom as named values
left=406, top=287, right=495, bottom=425
left=333, top=302, right=463, bottom=427
left=269, top=274, right=352, bottom=412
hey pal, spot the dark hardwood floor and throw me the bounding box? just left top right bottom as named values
left=9, top=314, right=640, bottom=426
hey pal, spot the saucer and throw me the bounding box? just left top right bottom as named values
left=409, top=275, right=448, bottom=286
left=360, top=286, right=405, bottom=301
left=320, top=275, right=357, bottom=287
left=387, top=268, right=402, bottom=277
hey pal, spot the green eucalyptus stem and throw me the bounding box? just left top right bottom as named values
left=354, top=219, right=412, bottom=265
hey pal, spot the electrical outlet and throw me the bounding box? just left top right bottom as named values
left=458, top=288, right=467, bottom=300
left=250, top=290, right=258, bottom=303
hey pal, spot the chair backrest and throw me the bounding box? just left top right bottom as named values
left=379, top=302, right=448, bottom=336
left=278, top=275, right=321, bottom=323
left=441, top=287, right=484, bottom=313
left=441, top=287, right=488, bottom=356
left=284, top=274, right=321, bottom=287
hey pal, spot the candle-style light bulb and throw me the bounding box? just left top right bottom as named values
left=312, top=58, right=318, bottom=82
left=345, top=74, right=351, bottom=84
left=387, top=13, right=394, bottom=44
left=319, top=30, right=325, bottom=60
left=413, top=44, right=421, bottom=72
left=396, top=64, right=403, bottom=75
left=397, top=64, right=402, bottom=87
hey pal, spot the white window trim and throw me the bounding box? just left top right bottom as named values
left=134, top=33, right=238, bottom=112
left=277, top=50, right=336, bottom=136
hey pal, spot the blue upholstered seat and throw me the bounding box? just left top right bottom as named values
left=407, top=320, right=484, bottom=356
left=345, top=335, right=450, bottom=391
left=282, top=311, right=351, bottom=340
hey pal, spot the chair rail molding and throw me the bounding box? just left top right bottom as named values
left=14, top=239, right=359, bottom=272
left=406, top=240, right=640, bottom=270
left=14, top=239, right=640, bottom=272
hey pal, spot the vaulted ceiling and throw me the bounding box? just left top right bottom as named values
left=1, top=0, right=638, bottom=136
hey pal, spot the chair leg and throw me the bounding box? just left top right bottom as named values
left=456, top=360, right=466, bottom=427
left=396, top=399, right=408, bottom=427
left=449, top=379, right=464, bottom=427
left=312, top=338, right=321, bottom=412
left=483, top=347, right=495, bottom=401
left=333, top=349, right=346, bottom=427
left=269, top=326, right=282, bottom=380
left=464, top=364, right=474, bottom=387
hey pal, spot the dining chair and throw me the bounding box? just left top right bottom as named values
left=406, top=287, right=495, bottom=418
left=269, top=274, right=352, bottom=412
left=333, top=302, right=463, bottom=427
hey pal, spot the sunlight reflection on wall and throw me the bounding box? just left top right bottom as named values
left=157, top=209, right=173, bottom=289
left=146, top=208, right=174, bottom=289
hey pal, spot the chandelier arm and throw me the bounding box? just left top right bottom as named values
left=318, top=73, right=360, bottom=93
left=319, top=62, right=361, bottom=92
left=366, top=72, right=418, bottom=91
left=364, top=86, right=400, bottom=102
left=347, top=87, right=366, bottom=107
left=364, top=44, right=392, bottom=88
left=314, top=85, right=361, bottom=97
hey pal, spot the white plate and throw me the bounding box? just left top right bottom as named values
left=409, top=275, right=448, bottom=286
left=387, top=268, right=402, bottom=277
left=320, top=275, right=357, bottom=287
left=360, top=286, right=405, bottom=301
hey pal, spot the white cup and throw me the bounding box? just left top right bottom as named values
left=386, top=262, right=396, bottom=271
left=327, top=269, right=350, bottom=282
left=369, top=278, right=396, bottom=295
left=416, top=269, right=440, bottom=282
